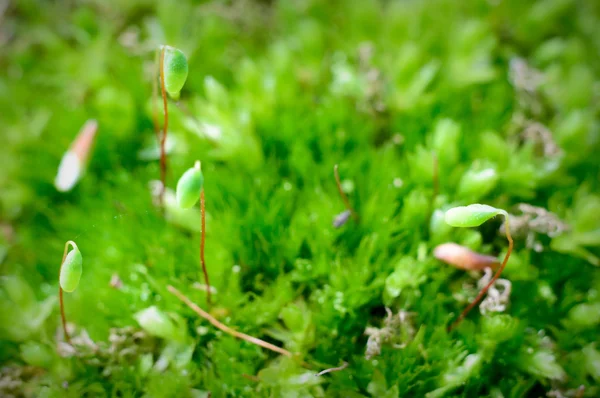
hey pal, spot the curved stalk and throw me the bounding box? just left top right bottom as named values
left=59, top=240, right=78, bottom=344
left=200, top=189, right=211, bottom=305
left=167, top=285, right=291, bottom=357
left=334, top=164, right=358, bottom=222
left=315, top=361, right=348, bottom=377
left=448, top=218, right=513, bottom=331
left=159, top=46, right=168, bottom=204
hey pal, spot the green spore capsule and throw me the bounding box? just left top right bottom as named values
left=162, top=46, right=188, bottom=99
left=60, top=245, right=82, bottom=292
left=176, top=161, right=204, bottom=209
left=445, top=204, right=507, bottom=228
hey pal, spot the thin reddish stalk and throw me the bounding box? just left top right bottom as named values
left=334, top=164, right=358, bottom=222
left=167, top=285, right=292, bottom=357
left=448, top=220, right=514, bottom=331
left=200, top=189, right=211, bottom=305
left=159, top=47, right=168, bottom=204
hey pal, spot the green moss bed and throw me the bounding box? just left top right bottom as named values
left=1, top=0, right=600, bottom=397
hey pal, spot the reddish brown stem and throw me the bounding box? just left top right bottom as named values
left=59, top=241, right=76, bottom=344
left=159, top=47, right=168, bottom=204
left=167, top=285, right=292, bottom=357
left=200, top=189, right=211, bottom=305
left=334, top=164, right=358, bottom=222
left=448, top=220, right=513, bottom=331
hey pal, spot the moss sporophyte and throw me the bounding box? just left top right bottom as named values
left=434, top=243, right=499, bottom=271
left=58, top=241, right=82, bottom=344
left=54, top=120, right=98, bottom=192
left=175, top=161, right=211, bottom=305
left=153, top=45, right=189, bottom=204
left=444, top=204, right=513, bottom=331
left=8, top=3, right=600, bottom=394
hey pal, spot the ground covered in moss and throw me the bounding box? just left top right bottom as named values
left=1, top=0, right=600, bottom=397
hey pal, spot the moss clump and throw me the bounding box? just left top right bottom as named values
left=1, top=0, right=599, bottom=397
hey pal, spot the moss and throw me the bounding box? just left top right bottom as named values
left=1, top=0, right=599, bottom=396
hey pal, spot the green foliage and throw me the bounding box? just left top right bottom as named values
left=134, top=306, right=187, bottom=343
left=456, top=165, right=499, bottom=202
left=1, top=0, right=599, bottom=396
left=0, top=276, right=56, bottom=342
left=564, top=302, right=600, bottom=329
left=19, top=341, right=54, bottom=368
left=479, top=314, right=520, bottom=344
left=517, top=349, right=567, bottom=381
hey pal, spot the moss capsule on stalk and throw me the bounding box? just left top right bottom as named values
left=155, top=45, right=189, bottom=204
left=58, top=241, right=82, bottom=344
left=175, top=161, right=211, bottom=305
left=444, top=204, right=513, bottom=331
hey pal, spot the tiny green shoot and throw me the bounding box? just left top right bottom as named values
left=175, top=161, right=211, bottom=305
left=444, top=204, right=513, bottom=330
left=58, top=240, right=82, bottom=344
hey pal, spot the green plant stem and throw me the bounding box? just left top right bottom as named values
left=167, top=285, right=292, bottom=357
left=59, top=240, right=77, bottom=344
left=200, top=189, right=211, bottom=305
left=334, top=164, right=358, bottom=222
left=159, top=46, right=168, bottom=205
left=448, top=218, right=513, bottom=331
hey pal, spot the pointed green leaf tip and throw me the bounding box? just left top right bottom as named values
left=60, top=245, right=82, bottom=292
left=176, top=161, right=204, bottom=209
left=162, top=46, right=188, bottom=99
left=444, top=204, right=507, bottom=228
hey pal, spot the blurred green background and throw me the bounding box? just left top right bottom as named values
left=1, top=0, right=599, bottom=397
